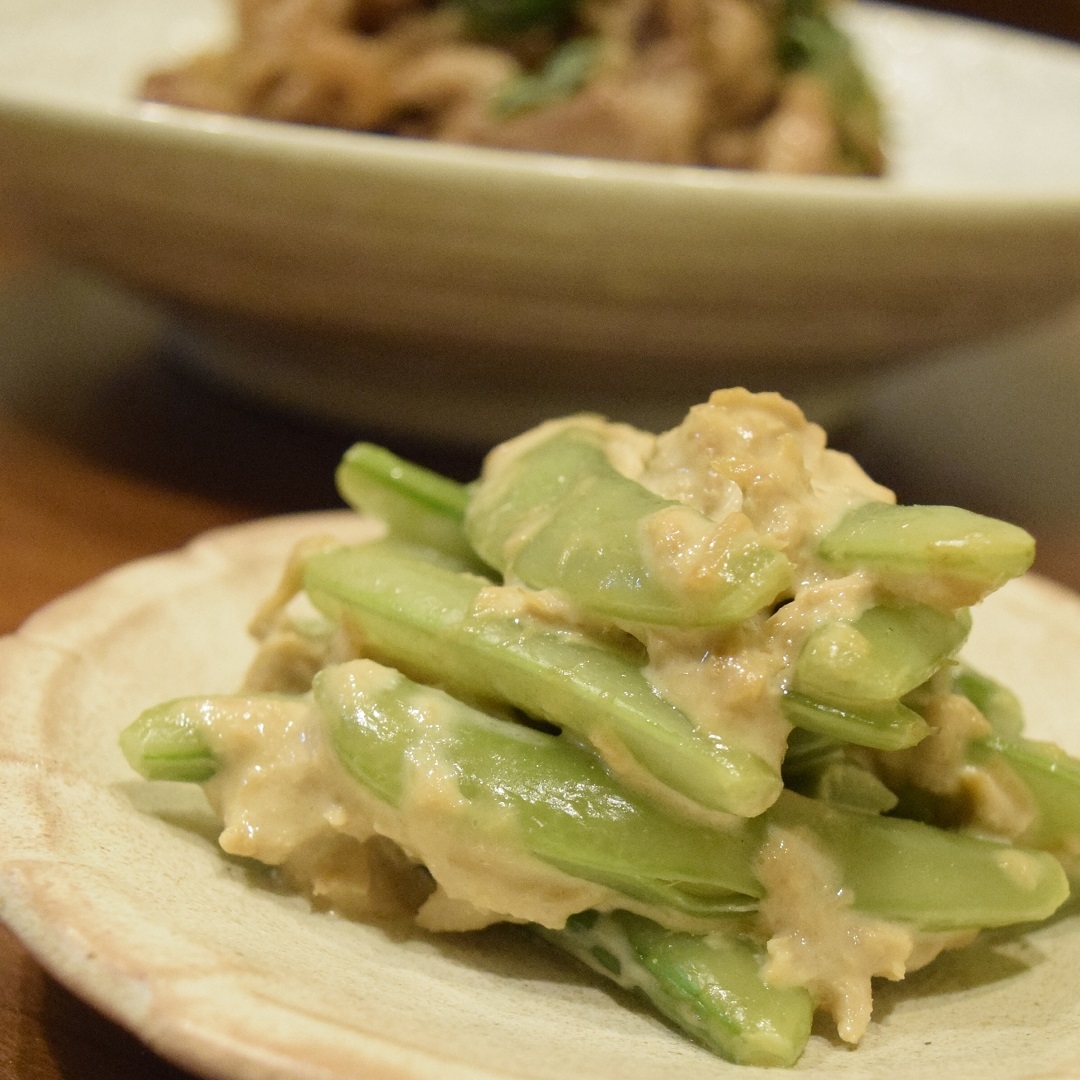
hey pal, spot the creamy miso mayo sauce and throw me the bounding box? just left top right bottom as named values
left=636, top=389, right=894, bottom=567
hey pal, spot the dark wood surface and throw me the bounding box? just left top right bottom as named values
left=2, top=4, right=1080, bottom=1077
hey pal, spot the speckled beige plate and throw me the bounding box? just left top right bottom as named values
left=1, top=512, right=1079, bottom=1080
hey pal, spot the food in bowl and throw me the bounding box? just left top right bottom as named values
left=120, top=389, right=1078, bottom=1066
left=141, top=0, right=884, bottom=172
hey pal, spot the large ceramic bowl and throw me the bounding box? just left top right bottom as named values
left=0, top=0, right=1079, bottom=439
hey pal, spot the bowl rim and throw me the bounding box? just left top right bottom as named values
left=2, top=91, right=1080, bottom=222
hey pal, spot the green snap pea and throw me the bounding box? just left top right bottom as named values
left=792, top=602, right=971, bottom=706
left=888, top=669, right=1080, bottom=864
left=782, top=601, right=971, bottom=750
left=121, top=688, right=1070, bottom=934
left=120, top=674, right=763, bottom=922
left=766, top=791, right=1069, bottom=931
left=541, top=910, right=813, bottom=1068
left=818, top=503, right=1035, bottom=604
left=316, top=659, right=762, bottom=919
left=120, top=697, right=221, bottom=783
left=782, top=750, right=898, bottom=814
left=465, top=424, right=792, bottom=626
left=971, top=736, right=1080, bottom=861
left=952, top=665, right=1025, bottom=738
left=335, top=443, right=484, bottom=570
left=780, top=691, right=930, bottom=751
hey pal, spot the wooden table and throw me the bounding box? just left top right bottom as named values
left=2, top=3, right=1080, bottom=1077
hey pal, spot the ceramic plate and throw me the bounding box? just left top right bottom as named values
left=1, top=512, right=1079, bottom=1080
left=1, top=2, right=1080, bottom=440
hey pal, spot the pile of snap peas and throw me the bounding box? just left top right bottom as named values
left=122, top=415, right=1080, bottom=1068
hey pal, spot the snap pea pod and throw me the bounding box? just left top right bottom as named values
left=818, top=503, right=1035, bottom=606
left=792, top=603, right=971, bottom=706
left=316, top=659, right=761, bottom=919
left=781, top=726, right=839, bottom=776
left=465, top=423, right=793, bottom=626
left=781, top=602, right=969, bottom=750
left=540, top=910, right=814, bottom=1068
left=121, top=674, right=761, bottom=922
left=780, top=691, right=929, bottom=751
left=303, top=540, right=783, bottom=819
left=123, top=688, right=753, bottom=916
left=952, top=665, right=1025, bottom=738
left=767, top=790, right=1068, bottom=931
left=796, top=759, right=898, bottom=814
left=957, top=669, right=1080, bottom=852
left=335, top=443, right=485, bottom=570
left=781, top=732, right=899, bottom=814
left=970, top=736, right=1080, bottom=861
left=120, top=697, right=219, bottom=783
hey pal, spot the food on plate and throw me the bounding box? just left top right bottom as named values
left=121, top=389, right=1079, bottom=1066
left=141, top=0, right=885, bottom=173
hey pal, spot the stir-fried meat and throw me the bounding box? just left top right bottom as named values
left=142, top=0, right=884, bottom=173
